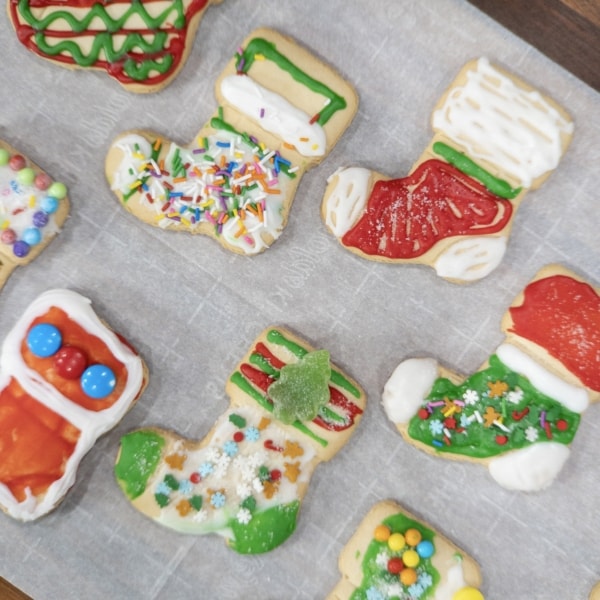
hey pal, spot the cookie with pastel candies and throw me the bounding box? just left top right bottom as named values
left=0, top=140, right=69, bottom=291
left=105, top=27, right=358, bottom=254
left=8, top=0, right=222, bottom=93
left=322, top=58, right=573, bottom=282
left=0, top=289, right=148, bottom=521
left=114, top=327, right=366, bottom=554
left=382, top=264, right=599, bottom=491
left=328, top=500, right=483, bottom=600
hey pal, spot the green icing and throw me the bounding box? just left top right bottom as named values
left=228, top=501, right=300, bottom=554
left=433, top=141, right=522, bottom=199
left=351, top=513, right=440, bottom=599
left=269, top=350, right=331, bottom=424
left=237, top=37, right=347, bottom=125
left=115, top=430, right=165, bottom=500
left=407, top=354, right=580, bottom=459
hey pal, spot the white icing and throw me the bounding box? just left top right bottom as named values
left=434, top=561, right=471, bottom=600
left=432, top=57, right=573, bottom=187
left=382, top=358, right=438, bottom=424
left=324, top=167, right=371, bottom=237
left=496, top=343, right=589, bottom=412
left=0, top=289, right=145, bottom=521
left=434, top=236, right=507, bottom=281
left=220, top=74, right=326, bottom=157
left=488, top=442, right=571, bottom=491
left=110, top=130, right=291, bottom=255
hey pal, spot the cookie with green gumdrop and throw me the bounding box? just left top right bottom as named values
left=269, top=350, right=331, bottom=424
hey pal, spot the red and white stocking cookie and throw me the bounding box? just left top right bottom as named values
left=8, top=0, right=222, bottom=93
left=329, top=500, right=483, bottom=600
left=322, top=58, right=573, bottom=282
left=105, top=28, right=358, bottom=254
left=0, top=141, right=69, bottom=290
left=0, top=289, right=147, bottom=521
left=114, top=327, right=366, bottom=553
left=382, top=265, right=599, bottom=491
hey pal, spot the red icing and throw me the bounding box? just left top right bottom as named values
left=0, top=377, right=80, bottom=502
left=509, top=274, right=600, bottom=391
left=341, top=159, right=512, bottom=259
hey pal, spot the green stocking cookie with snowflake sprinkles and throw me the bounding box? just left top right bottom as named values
left=382, top=264, right=600, bottom=491
left=105, top=27, right=358, bottom=254
left=114, top=327, right=366, bottom=554
left=329, top=500, right=484, bottom=600
left=322, top=58, right=573, bottom=283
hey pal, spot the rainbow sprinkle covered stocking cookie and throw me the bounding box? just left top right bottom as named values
left=322, top=58, right=573, bottom=282
left=382, top=265, right=599, bottom=491
left=105, top=28, right=358, bottom=254
left=329, top=500, right=483, bottom=600
left=0, top=141, right=69, bottom=290
left=0, top=289, right=147, bottom=521
left=8, top=0, right=221, bottom=92
left=114, top=327, right=366, bottom=553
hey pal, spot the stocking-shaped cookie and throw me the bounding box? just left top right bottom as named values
left=323, top=58, right=573, bottom=282
left=114, top=327, right=366, bottom=553
left=0, top=141, right=69, bottom=290
left=0, top=289, right=148, bottom=521
left=382, top=265, right=599, bottom=491
left=329, top=500, right=483, bottom=600
left=8, top=0, right=221, bottom=92
left=105, top=28, right=358, bottom=254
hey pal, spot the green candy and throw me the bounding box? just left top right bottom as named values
left=48, top=181, right=67, bottom=200
left=269, top=349, right=331, bottom=424
left=17, top=167, right=35, bottom=186
left=0, top=149, right=9, bottom=166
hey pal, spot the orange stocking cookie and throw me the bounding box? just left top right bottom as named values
left=114, top=327, right=365, bottom=553
left=329, top=500, right=483, bottom=600
left=8, top=0, right=222, bottom=92
left=0, top=289, right=147, bottom=521
left=322, top=58, right=573, bottom=282
left=0, top=141, right=69, bottom=290
left=105, top=28, right=358, bottom=253
left=382, top=265, right=599, bottom=491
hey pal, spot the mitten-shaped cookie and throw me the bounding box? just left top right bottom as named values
left=8, top=0, right=221, bottom=92
left=323, top=58, right=573, bottom=282
left=114, top=327, right=365, bottom=553
left=329, top=500, right=483, bottom=600
left=106, top=28, right=358, bottom=254
left=382, top=265, right=599, bottom=491
left=0, top=289, right=147, bottom=521
left=0, top=141, right=69, bottom=290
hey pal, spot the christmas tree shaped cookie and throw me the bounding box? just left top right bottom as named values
left=106, top=28, right=358, bottom=253
left=0, top=289, right=147, bottom=521
left=114, top=327, right=366, bottom=553
left=329, top=500, right=483, bottom=600
left=322, top=58, right=573, bottom=282
left=382, top=265, right=599, bottom=491
left=0, top=140, right=69, bottom=291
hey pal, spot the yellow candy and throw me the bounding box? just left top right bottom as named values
left=405, top=528, right=422, bottom=546
left=374, top=525, right=391, bottom=542
left=387, top=532, right=406, bottom=551
left=452, top=587, right=485, bottom=600
left=400, top=567, right=417, bottom=586
left=402, top=549, right=420, bottom=568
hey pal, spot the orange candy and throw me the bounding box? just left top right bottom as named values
left=374, top=524, right=391, bottom=542
left=405, top=527, right=422, bottom=546
left=400, top=567, right=418, bottom=586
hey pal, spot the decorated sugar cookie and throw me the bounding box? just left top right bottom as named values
left=329, top=500, right=483, bottom=600
left=105, top=28, right=358, bottom=254
left=322, top=58, right=573, bottom=282
left=382, top=265, right=599, bottom=491
left=8, top=0, right=222, bottom=93
left=0, top=141, right=69, bottom=290
left=0, top=289, right=147, bottom=521
left=590, top=583, right=600, bottom=600
left=114, top=327, right=366, bottom=553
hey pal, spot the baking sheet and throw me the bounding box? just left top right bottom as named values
left=1, top=0, right=599, bottom=598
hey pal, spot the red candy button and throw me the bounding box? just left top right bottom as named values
left=54, top=345, right=88, bottom=379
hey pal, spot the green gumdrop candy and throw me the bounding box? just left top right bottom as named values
left=269, top=349, right=331, bottom=424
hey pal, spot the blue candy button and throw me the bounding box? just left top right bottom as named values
left=81, top=364, right=116, bottom=399
left=27, top=323, right=62, bottom=357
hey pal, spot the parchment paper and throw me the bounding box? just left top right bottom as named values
left=1, top=0, right=599, bottom=598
